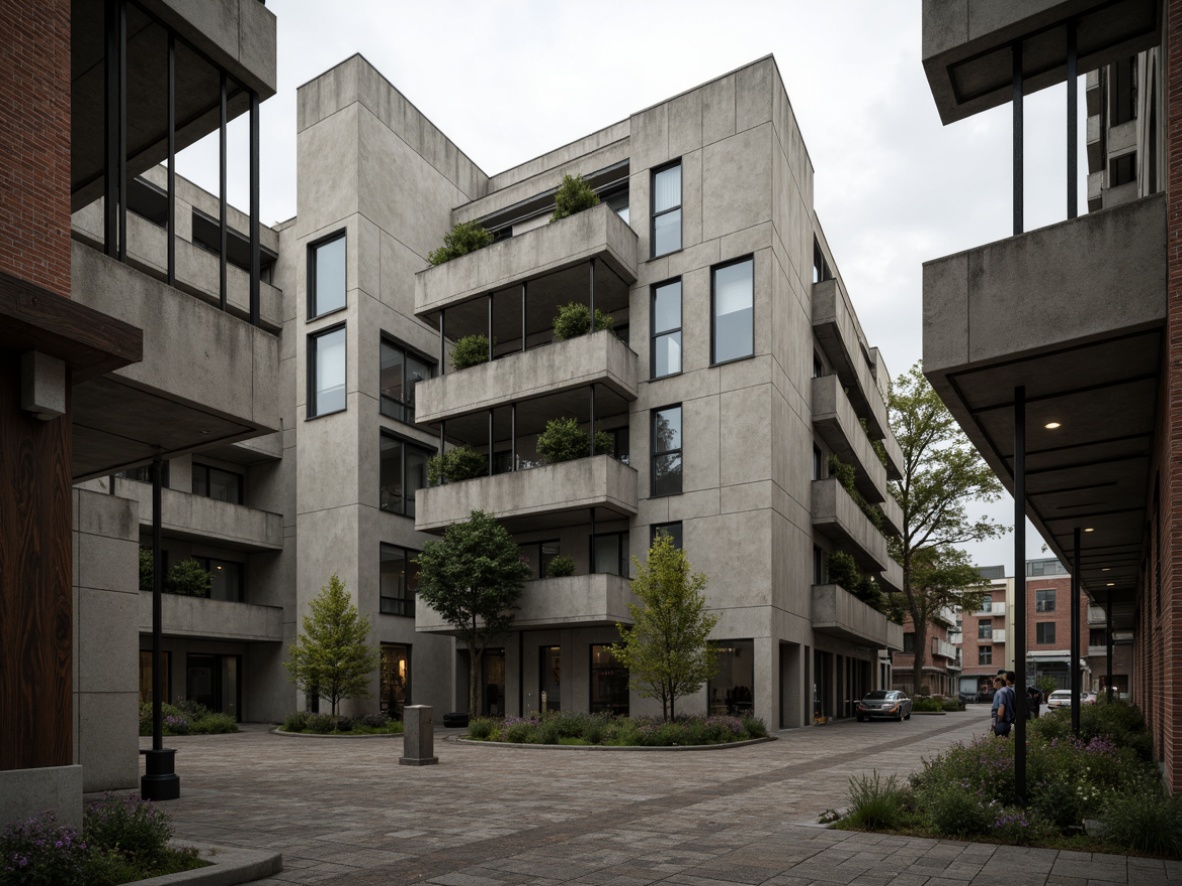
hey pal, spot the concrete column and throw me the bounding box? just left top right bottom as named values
left=754, top=635, right=778, bottom=729
left=399, top=705, right=438, bottom=766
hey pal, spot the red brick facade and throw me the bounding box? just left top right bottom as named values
left=0, top=0, right=72, bottom=298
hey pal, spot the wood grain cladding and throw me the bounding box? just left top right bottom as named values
left=0, top=349, right=73, bottom=769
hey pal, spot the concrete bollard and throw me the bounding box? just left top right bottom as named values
left=399, top=705, right=438, bottom=766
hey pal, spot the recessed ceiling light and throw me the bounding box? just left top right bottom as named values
left=1102, top=568, right=1110, bottom=572
left=1106, top=582, right=1115, bottom=587
left=1084, top=528, right=1094, bottom=533
left=1045, top=422, right=1061, bottom=429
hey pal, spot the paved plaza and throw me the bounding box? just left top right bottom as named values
left=126, top=708, right=1181, bottom=886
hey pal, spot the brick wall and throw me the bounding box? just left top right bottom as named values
left=0, top=0, right=72, bottom=297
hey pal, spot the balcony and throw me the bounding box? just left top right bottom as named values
left=811, top=478, right=890, bottom=573
left=811, top=584, right=904, bottom=651
left=139, top=592, right=282, bottom=643
left=416, top=573, right=636, bottom=633
left=991, top=629, right=1007, bottom=645
left=415, top=455, right=637, bottom=534
left=879, top=559, right=904, bottom=594
left=113, top=478, right=282, bottom=551
left=932, top=638, right=958, bottom=661
left=992, top=602, right=1007, bottom=616
left=811, top=374, right=889, bottom=504
left=415, top=203, right=638, bottom=319
left=416, top=331, right=637, bottom=424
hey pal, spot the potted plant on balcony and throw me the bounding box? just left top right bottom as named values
left=451, top=334, right=490, bottom=370
left=825, top=551, right=889, bottom=615
left=428, top=220, right=494, bottom=266
left=427, top=447, right=487, bottom=485
left=826, top=453, right=885, bottom=530
left=546, top=555, right=575, bottom=577
left=537, top=417, right=613, bottom=464
left=552, top=303, right=614, bottom=340
left=551, top=173, right=600, bottom=221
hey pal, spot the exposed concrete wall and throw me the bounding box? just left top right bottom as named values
left=152, top=0, right=278, bottom=95
left=115, top=478, right=283, bottom=550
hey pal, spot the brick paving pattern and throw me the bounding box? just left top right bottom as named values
left=124, top=708, right=1182, bottom=885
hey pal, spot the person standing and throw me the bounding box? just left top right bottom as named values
left=992, top=676, right=1014, bottom=737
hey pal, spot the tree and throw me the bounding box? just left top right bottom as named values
left=166, top=558, right=212, bottom=597
left=888, top=362, right=1004, bottom=694
left=415, top=510, right=530, bottom=717
left=612, top=534, right=719, bottom=721
left=285, top=574, right=379, bottom=722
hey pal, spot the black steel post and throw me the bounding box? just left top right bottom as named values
left=518, top=630, right=524, bottom=717
left=249, top=90, right=260, bottom=326
left=488, top=409, right=494, bottom=476
left=588, top=258, right=596, bottom=324
left=488, top=294, right=494, bottom=362
left=1106, top=591, right=1114, bottom=701
left=117, top=0, right=126, bottom=262
left=510, top=403, right=516, bottom=472
left=1067, top=21, right=1078, bottom=220
left=589, top=384, right=596, bottom=458
left=1013, top=41, right=1024, bottom=236
left=439, top=311, right=445, bottom=376
left=438, top=421, right=445, bottom=483
left=166, top=34, right=175, bottom=286
left=1071, top=526, right=1081, bottom=734
left=104, top=0, right=118, bottom=256
left=590, top=508, right=597, bottom=574
left=521, top=283, right=527, bottom=352
left=219, top=72, right=227, bottom=311
left=1014, top=385, right=1027, bottom=805
left=142, top=457, right=179, bottom=800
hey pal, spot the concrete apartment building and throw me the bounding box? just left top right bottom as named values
left=920, top=0, right=1181, bottom=789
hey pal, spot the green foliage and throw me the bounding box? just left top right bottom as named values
left=138, top=701, right=239, bottom=736
left=846, top=771, right=905, bottom=830
left=466, top=712, right=765, bottom=746
left=921, top=780, right=993, bottom=836
left=1035, top=675, right=1058, bottom=698
left=427, top=446, right=487, bottom=485
left=451, top=334, right=490, bottom=370
left=827, top=453, right=885, bottom=530
left=138, top=547, right=153, bottom=592
left=416, top=511, right=530, bottom=716
left=467, top=718, right=495, bottom=740
left=165, top=558, right=212, bottom=597
left=536, top=417, right=613, bottom=464
left=613, top=534, right=719, bottom=721
left=910, top=696, right=943, bottom=713
left=552, top=302, right=614, bottom=340
left=551, top=173, right=600, bottom=221
left=428, top=220, right=493, bottom=266
left=1102, top=781, right=1182, bottom=856
left=1030, top=696, right=1154, bottom=761
left=285, top=574, right=380, bottom=719
left=546, top=554, right=575, bottom=577
left=825, top=550, right=888, bottom=615
left=280, top=710, right=403, bottom=735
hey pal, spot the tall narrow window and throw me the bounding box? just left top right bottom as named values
left=978, top=620, right=993, bottom=640
left=592, top=531, right=630, bottom=577
left=712, top=257, right=754, bottom=364
left=651, top=279, right=682, bottom=378
left=192, top=463, right=243, bottom=504
left=380, top=543, right=420, bottom=617
left=651, top=162, right=682, bottom=257
left=650, top=522, right=682, bottom=549
left=195, top=557, right=244, bottom=602
left=1036, top=623, right=1056, bottom=645
left=380, top=432, right=432, bottom=517
left=309, top=232, right=346, bottom=317
left=1035, top=589, right=1056, bottom=612
left=308, top=325, right=346, bottom=417
left=651, top=405, right=682, bottom=496
left=380, top=338, right=434, bottom=423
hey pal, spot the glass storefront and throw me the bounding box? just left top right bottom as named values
left=380, top=644, right=410, bottom=718
left=707, top=639, right=754, bottom=715
left=590, top=644, right=629, bottom=715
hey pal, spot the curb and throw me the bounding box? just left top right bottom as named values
left=270, top=728, right=403, bottom=739
left=451, top=735, right=776, bottom=751
left=135, top=843, right=281, bottom=886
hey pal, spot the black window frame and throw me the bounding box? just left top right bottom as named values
left=710, top=255, right=755, bottom=366
left=379, top=431, right=435, bottom=517
left=308, top=230, right=347, bottom=320
left=191, top=462, right=244, bottom=505
left=979, top=646, right=993, bottom=665
left=650, top=277, right=682, bottom=379
left=380, top=335, right=435, bottom=424
left=650, top=160, right=682, bottom=258
left=519, top=539, right=562, bottom=580
left=650, top=522, right=682, bottom=549
left=307, top=322, right=347, bottom=419
left=194, top=556, right=244, bottom=603
left=1035, top=588, right=1056, bottom=612
left=650, top=404, right=683, bottom=498
left=591, top=530, right=629, bottom=577
left=977, top=619, right=993, bottom=640
left=380, top=543, right=420, bottom=617
left=902, top=632, right=915, bottom=653
left=1036, top=622, right=1056, bottom=645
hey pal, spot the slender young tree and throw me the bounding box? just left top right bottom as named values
left=285, top=574, right=380, bottom=722
left=889, top=362, right=1004, bottom=694
left=612, top=534, right=718, bottom=721
left=415, top=510, right=529, bottom=717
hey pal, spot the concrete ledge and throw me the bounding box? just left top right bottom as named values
left=137, top=842, right=282, bottom=886
left=452, top=736, right=776, bottom=752
left=270, top=728, right=404, bottom=739
left=0, top=765, right=83, bottom=830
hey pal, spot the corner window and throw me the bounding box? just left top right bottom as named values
left=381, top=338, right=434, bottom=423
left=309, top=232, right=346, bottom=318
left=712, top=257, right=754, bottom=364
left=380, top=544, right=420, bottom=617
left=650, top=522, right=682, bottom=549
left=592, top=531, right=629, bottom=577
left=651, top=405, right=682, bottom=497
left=380, top=432, right=432, bottom=517
left=1035, top=589, right=1056, bottom=612
left=308, top=325, right=346, bottom=418
left=651, top=279, right=682, bottom=378
left=192, top=463, right=243, bottom=505
left=380, top=644, right=410, bottom=716
left=651, top=162, right=682, bottom=257
left=1036, top=622, right=1056, bottom=645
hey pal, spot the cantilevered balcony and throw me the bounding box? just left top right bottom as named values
left=417, top=573, right=636, bottom=633
left=417, top=331, right=637, bottom=424
left=113, top=478, right=282, bottom=551
left=812, top=584, right=904, bottom=650
left=139, top=593, right=282, bottom=643
left=415, top=455, right=637, bottom=534
left=811, top=478, right=890, bottom=573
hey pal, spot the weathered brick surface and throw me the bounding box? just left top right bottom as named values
left=0, top=0, right=72, bottom=297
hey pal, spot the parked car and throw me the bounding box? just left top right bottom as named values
left=1046, top=689, right=1097, bottom=710
left=856, top=690, right=912, bottom=722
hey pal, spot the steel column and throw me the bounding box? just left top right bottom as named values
left=104, top=0, right=119, bottom=256
left=510, top=403, right=516, bottom=472
left=249, top=90, right=261, bottom=326
left=439, top=311, right=446, bottom=376
left=117, top=0, right=126, bottom=262
left=588, top=258, right=596, bottom=322
left=521, top=283, right=527, bottom=352
left=488, top=294, right=494, bottom=362
left=590, top=508, right=597, bottom=574
left=1071, top=525, right=1081, bottom=735
left=142, top=457, right=179, bottom=800
left=589, top=385, right=596, bottom=458
left=166, top=34, right=176, bottom=286
left=1013, top=41, right=1024, bottom=236
left=1014, top=385, right=1027, bottom=805
left=1106, top=591, right=1114, bottom=701
left=1067, top=21, right=1078, bottom=219
left=488, top=409, right=494, bottom=476
left=219, top=73, right=228, bottom=311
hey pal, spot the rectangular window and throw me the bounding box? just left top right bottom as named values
left=651, top=405, right=682, bottom=496
left=979, top=646, right=993, bottom=665
left=194, top=557, right=243, bottom=602
left=605, top=426, right=630, bottom=465
left=813, top=545, right=825, bottom=585
left=590, top=644, right=629, bottom=716
left=712, top=256, right=754, bottom=364
left=309, top=232, right=346, bottom=318
left=380, top=433, right=432, bottom=517
left=650, top=522, right=682, bottom=549
left=380, top=544, right=420, bottom=617
left=540, top=646, right=562, bottom=712
left=603, top=186, right=630, bottom=226
left=1090, top=629, right=1107, bottom=647
left=1035, top=589, right=1056, bottom=612
left=380, top=338, right=434, bottom=423
left=979, top=595, right=993, bottom=613
left=519, top=540, right=561, bottom=579
left=903, top=633, right=915, bottom=653
left=192, top=463, right=244, bottom=505
left=651, top=162, right=682, bottom=257
left=309, top=325, right=346, bottom=417
left=813, top=445, right=823, bottom=480
left=380, top=644, right=410, bottom=717
left=813, top=352, right=823, bottom=378
left=1036, top=622, right=1056, bottom=645
left=592, top=531, right=629, bottom=577
left=651, top=279, right=682, bottom=378
left=978, top=620, right=993, bottom=640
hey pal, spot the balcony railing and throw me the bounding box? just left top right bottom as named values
left=140, top=592, right=282, bottom=643
left=811, top=478, right=890, bottom=573
left=812, top=584, right=904, bottom=650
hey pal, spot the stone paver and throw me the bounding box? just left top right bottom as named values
left=116, top=709, right=1176, bottom=886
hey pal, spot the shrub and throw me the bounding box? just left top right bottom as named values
left=846, top=771, right=905, bottom=831
left=921, top=780, right=993, bottom=836
left=1102, top=781, right=1182, bottom=856
left=166, top=558, right=211, bottom=597
left=305, top=713, right=336, bottom=734
left=740, top=714, right=767, bottom=738
left=467, top=718, right=495, bottom=740
left=84, top=793, right=173, bottom=869
left=584, top=717, right=606, bottom=745
left=194, top=712, right=238, bottom=734
left=427, top=447, right=487, bottom=485
left=0, top=814, right=88, bottom=885
left=138, top=547, right=153, bottom=592
left=546, top=555, right=575, bottom=577
left=502, top=719, right=533, bottom=743
left=825, top=550, right=861, bottom=591
left=536, top=417, right=613, bottom=464
left=551, top=174, right=600, bottom=221
left=941, top=697, right=964, bottom=712
left=451, top=334, right=490, bottom=370
left=428, top=220, right=493, bottom=266
left=282, top=710, right=310, bottom=732
left=911, top=697, right=943, bottom=713
left=360, top=712, right=390, bottom=728
left=537, top=720, right=562, bottom=745
left=552, top=302, right=614, bottom=340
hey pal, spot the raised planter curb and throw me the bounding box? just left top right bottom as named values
left=270, top=728, right=403, bottom=739
left=452, top=735, right=775, bottom=751
left=135, top=843, right=281, bottom=886
left=911, top=711, right=948, bottom=716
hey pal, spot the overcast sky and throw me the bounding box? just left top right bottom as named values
left=178, top=0, right=1090, bottom=575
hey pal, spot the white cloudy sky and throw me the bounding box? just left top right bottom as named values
left=178, top=0, right=1089, bottom=574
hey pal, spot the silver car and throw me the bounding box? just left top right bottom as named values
left=856, top=690, right=912, bottom=722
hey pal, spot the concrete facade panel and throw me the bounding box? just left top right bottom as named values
left=702, top=125, right=773, bottom=242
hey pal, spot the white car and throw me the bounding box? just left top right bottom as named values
left=1046, top=689, right=1096, bottom=710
